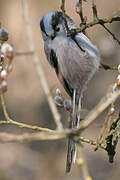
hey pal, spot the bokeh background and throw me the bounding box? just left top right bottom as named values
left=0, top=0, right=120, bottom=180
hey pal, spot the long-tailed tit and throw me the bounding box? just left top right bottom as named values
left=40, top=11, right=100, bottom=173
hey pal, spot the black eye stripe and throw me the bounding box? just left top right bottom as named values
left=40, top=18, right=48, bottom=36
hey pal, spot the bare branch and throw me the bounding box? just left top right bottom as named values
left=0, top=94, right=55, bottom=133
left=0, top=132, right=66, bottom=143
left=80, top=87, right=120, bottom=130
left=0, top=130, right=106, bottom=154
left=0, top=120, right=55, bottom=133
left=75, top=14, right=120, bottom=44
left=0, top=86, right=119, bottom=145
left=100, top=64, right=118, bottom=71
left=0, top=130, right=104, bottom=152
left=77, top=16, right=120, bottom=32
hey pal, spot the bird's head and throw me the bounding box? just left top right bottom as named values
left=40, top=11, right=77, bottom=41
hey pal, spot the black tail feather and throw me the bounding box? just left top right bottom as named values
left=66, top=115, right=79, bottom=173
left=66, top=138, right=75, bottom=172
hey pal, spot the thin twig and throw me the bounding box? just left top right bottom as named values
left=0, top=94, right=54, bottom=133
left=1, top=94, right=11, bottom=122
left=60, top=0, right=71, bottom=35
left=82, top=17, right=119, bottom=29
left=76, top=15, right=120, bottom=33
left=78, top=0, right=86, bottom=35
left=112, top=8, right=120, bottom=17
left=92, top=0, right=98, bottom=20
left=0, top=87, right=119, bottom=147
left=0, top=86, right=120, bottom=140
left=0, top=130, right=106, bottom=154
left=15, top=51, right=34, bottom=56
left=100, top=64, right=118, bottom=71
left=60, top=0, right=65, bottom=13
left=77, top=4, right=120, bottom=45
left=0, top=120, right=55, bottom=133
left=75, top=15, right=120, bottom=46
left=76, top=136, right=105, bottom=150
left=100, top=23, right=120, bottom=45
left=22, top=0, right=63, bottom=130
left=77, top=146, right=93, bottom=180
left=79, top=0, right=84, bottom=23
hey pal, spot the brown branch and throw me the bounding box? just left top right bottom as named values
left=60, top=0, right=65, bottom=13
left=0, top=86, right=119, bottom=144
left=0, top=120, right=55, bottom=133
left=92, top=0, right=98, bottom=20
left=0, top=131, right=105, bottom=151
left=0, top=87, right=119, bottom=158
left=0, top=132, right=66, bottom=143
left=76, top=15, right=120, bottom=33
left=76, top=0, right=86, bottom=35
left=75, top=5, right=120, bottom=45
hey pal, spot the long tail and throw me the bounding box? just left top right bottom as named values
left=66, top=89, right=81, bottom=173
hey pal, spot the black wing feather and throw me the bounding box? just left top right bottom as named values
left=50, top=49, right=73, bottom=98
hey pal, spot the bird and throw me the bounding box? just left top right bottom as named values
left=40, top=11, right=100, bottom=173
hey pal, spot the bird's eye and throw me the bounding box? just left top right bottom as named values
left=55, top=27, right=60, bottom=32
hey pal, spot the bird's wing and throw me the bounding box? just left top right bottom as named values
left=74, top=33, right=100, bottom=58
left=57, top=39, right=97, bottom=95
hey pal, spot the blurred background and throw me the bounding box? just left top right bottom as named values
left=0, top=0, right=120, bottom=180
